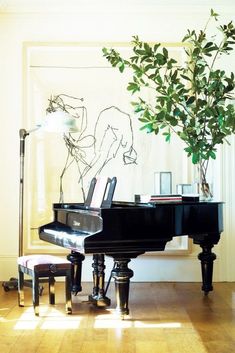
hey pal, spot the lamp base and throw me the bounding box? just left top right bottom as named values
left=2, top=277, right=18, bottom=291
left=2, top=278, right=44, bottom=295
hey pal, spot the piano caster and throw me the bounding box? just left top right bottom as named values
left=88, top=254, right=111, bottom=307
left=88, top=294, right=111, bottom=307
left=71, top=288, right=81, bottom=296
left=115, top=306, right=130, bottom=317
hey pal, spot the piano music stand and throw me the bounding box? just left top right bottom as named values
left=2, top=112, right=79, bottom=292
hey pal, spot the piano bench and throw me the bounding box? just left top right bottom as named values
left=17, top=254, right=72, bottom=316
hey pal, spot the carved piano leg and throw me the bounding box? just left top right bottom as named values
left=88, top=254, right=111, bottom=307
left=89, top=254, right=99, bottom=301
left=198, top=243, right=217, bottom=295
left=67, top=251, right=85, bottom=295
left=111, top=258, right=133, bottom=316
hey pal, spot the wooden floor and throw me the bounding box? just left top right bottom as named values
left=1, top=281, right=235, bottom=353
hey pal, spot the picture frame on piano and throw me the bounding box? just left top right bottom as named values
left=154, top=171, right=172, bottom=195
left=23, top=41, right=192, bottom=256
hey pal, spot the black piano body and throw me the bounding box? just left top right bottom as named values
left=39, top=200, right=223, bottom=315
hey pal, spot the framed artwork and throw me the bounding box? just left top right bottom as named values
left=23, top=41, right=191, bottom=254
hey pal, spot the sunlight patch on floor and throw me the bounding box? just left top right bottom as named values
left=94, top=318, right=132, bottom=328
left=93, top=310, right=182, bottom=329
left=94, top=319, right=182, bottom=329
left=134, top=321, right=182, bottom=328
left=40, top=317, right=81, bottom=330
left=14, top=306, right=183, bottom=331
left=14, top=306, right=82, bottom=330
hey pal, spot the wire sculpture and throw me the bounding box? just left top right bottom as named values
left=46, top=94, right=137, bottom=202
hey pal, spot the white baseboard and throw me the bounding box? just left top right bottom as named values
left=0, top=255, right=18, bottom=281
left=0, top=254, right=223, bottom=282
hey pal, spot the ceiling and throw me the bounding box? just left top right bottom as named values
left=0, top=0, right=234, bottom=14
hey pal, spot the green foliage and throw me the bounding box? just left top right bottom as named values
left=102, top=10, right=235, bottom=171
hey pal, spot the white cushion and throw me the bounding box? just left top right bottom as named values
left=17, top=254, right=70, bottom=270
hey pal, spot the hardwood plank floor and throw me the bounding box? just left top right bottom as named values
left=1, top=282, right=235, bottom=353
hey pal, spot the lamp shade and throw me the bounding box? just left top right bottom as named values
left=42, top=111, right=79, bottom=133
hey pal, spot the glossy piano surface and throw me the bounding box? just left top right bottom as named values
left=39, top=200, right=223, bottom=254
left=39, top=200, right=224, bottom=316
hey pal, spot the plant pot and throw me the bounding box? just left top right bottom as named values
left=197, top=182, right=213, bottom=201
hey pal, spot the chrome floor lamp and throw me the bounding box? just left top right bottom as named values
left=2, top=111, right=79, bottom=291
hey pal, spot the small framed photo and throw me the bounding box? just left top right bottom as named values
left=154, top=172, right=172, bottom=195
left=176, top=183, right=193, bottom=195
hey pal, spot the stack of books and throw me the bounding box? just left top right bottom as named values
left=135, top=194, right=182, bottom=203
left=134, top=194, right=199, bottom=203
left=149, top=194, right=182, bottom=202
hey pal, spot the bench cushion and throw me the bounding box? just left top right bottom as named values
left=17, top=254, right=70, bottom=270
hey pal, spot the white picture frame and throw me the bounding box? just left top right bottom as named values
left=23, top=41, right=191, bottom=255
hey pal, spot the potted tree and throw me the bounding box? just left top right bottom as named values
left=103, top=9, right=235, bottom=199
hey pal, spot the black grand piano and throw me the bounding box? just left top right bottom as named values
left=39, top=199, right=223, bottom=316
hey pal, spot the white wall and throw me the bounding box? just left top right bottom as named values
left=0, top=0, right=235, bottom=282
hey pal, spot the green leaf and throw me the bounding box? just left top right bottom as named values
left=173, top=107, right=181, bottom=116
left=154, top=126, right=160, bottom=134
left=204, top=41, right=214, bottom=48
left=102, top=47, right=108, bottom=55
left=209, top=150, right=216, bottom=159
left=156, top=75, right=163, bottom=84
left=210, top=8, right=219, bottom=20
left=134, top=104, right=145, bottom=113
left=139, top=117, right=150, bottom=123
left=156, top=111, right=165, bottom=121
left=144, top=42, right=152, bottom=55
left=192, top=153, right=200, bottom=164
left=179, top=132, right=188, bottom=140
left=155, top=53, right=167, bottom=65
left=184, top=146, right=192, bottom=154
left=162, top=47, right=168, bottom=59
left=127, top=82, right=140, bottom=93
left=153, top=43, right=161, bottom=52
left=117, top=61, right=125, bottom=72
left=140, top=123, right=154, bottom=133
left=180, top=74, right=191, bottom=81
left=165, top=134, right=171, bottom=142
left=163, top=131, right=171, bottom=142
left=192, top=47, right=201, bottom=56
left=186, top=96, right=195, bottom=105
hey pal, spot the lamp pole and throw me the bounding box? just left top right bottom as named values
left=19, top=129, right=29, bottom=257
left=2, top=128, right=38, bottom=291
left=2, top=111, right=79, bottom=292
left=1, top=129, right=31, bottom=290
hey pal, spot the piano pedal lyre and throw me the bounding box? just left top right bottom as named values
left=88, top=254, right=111, bottom=307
